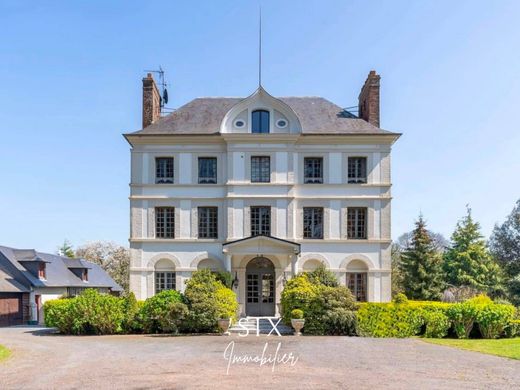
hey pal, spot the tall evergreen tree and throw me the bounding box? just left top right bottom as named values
left=444, top=207, right=503, bottom=296
left=401, top=215, right=444, bottom=300
left=490, top=199, right=520, bottom=304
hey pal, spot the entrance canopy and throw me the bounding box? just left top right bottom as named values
left=222, top=235, right=300, bottom=256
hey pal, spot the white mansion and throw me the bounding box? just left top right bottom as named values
left=125, top=71, right=400, bottom=316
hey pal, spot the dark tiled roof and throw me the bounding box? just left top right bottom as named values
left=128, top=97, right=396, bottom=136
left=0, top=245, right=122, bottom=292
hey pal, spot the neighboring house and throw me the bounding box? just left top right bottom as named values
left=0, top=245, right=122, bottom=326
left=125, top=71, right=400, bottom=317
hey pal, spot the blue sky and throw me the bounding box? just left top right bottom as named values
left=1, top=0, right=519, bottom=253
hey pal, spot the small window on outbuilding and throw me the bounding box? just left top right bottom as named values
left=38, top=263, right=46, bottom=280
left=82, top=269, right=88, bottom=282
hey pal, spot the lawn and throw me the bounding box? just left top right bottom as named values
left=0, top=344, right=10, bottom=362
left=423, top=338, right=520, bottom=360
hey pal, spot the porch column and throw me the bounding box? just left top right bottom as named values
left=238, top=267, right=246, bottom=317
left=225, top=254, right=231, bottom=272
left=290, top=253, right=298, bottom=276
left=275, top=268, right=282, bottom=317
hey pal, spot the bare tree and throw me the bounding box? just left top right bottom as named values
left=75, top=241, right=130, bottom=294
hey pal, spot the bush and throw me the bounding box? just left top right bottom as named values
left=281, top=274, right=320, bottom=325
left=214, top=271, right=233, bottom=289
left=44, top=298, right=75, bottom=334
left=122, top=292, right=142, bottom=333
left=476, top=303, right=515, bottom=339
left=183, top=269, right=237, bottom=332
left=281, top=274, right=356, bottom=335
left=215, top=286, right=238, bottom=320
left=291, top=309, right=304, bottom=319
left=447, top=302, right=477, bottom=339
left=505, top=319, right=520, bottom=338
left=357, top=302, right=424, bottom=337
left=306, top=265, right=339, bottom=287
left=70, top=289, right=126, bottom=334
left=393, top=293, right=408, bottom=304
left=323, top=308, right=357, bottom=336
left=44, top=289, right=127, bottom=335
left=138, top=289, right=186, bottom=333
left=424, top=311, right=450, bottom=338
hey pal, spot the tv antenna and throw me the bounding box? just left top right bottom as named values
left=145, top=66, right=169, bottom=108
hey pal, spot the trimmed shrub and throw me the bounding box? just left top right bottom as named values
left=476, top=303, right=515, bottom=339
left=505, top=319, right=520, bottom=338
left=291, top=309, right=304, bottom=319
left=70, top=289, right=126, bottom=335
left=424, top=311, right=450, bottom=338
left=183, top=269, right=238, bottom=332
left=215, top=286, right=239, bottom=320
left=393, top=293, right=408, bottom=304
left=281, top=274, right=321, bottom=325
left=323, top=308, right=357, bottom=336
left=281, top=274, right=356, bottom=335
left=138, top=289, right=186, bottom=333
left=44, top=298, right=75, bottom=334
left=447, top=302, right=477, bottom=339
left=357, top=303, right=424, bottom=338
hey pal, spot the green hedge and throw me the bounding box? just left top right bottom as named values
left=44, top=271, right=238, bottom=335
left=357, top=295, right=517, bottom=339
left=44, top=289, right=126, bottom=335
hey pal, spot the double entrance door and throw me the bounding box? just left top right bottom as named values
left=245, top=257, right=275, bottom=316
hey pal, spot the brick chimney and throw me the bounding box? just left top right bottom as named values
left=358, top=70, right=381, bottom=127
left=142, top=73, right=161, bottom=128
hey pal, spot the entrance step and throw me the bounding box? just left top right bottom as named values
left=228, top=317, right=294, bottom=335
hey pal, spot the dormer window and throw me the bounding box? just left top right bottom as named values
left=82, top=269, right=88, bottom=282
left=38, top=262, right=46, bottom=280
left=252, top=110, right=270, bottom=133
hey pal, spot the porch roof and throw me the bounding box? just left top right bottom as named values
left=223, top=235, right=300, bottom=255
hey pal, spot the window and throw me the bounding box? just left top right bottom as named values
left=155, top=207, right=175, bottom=238
left=155, top=157, right=174, bottom=184
left=304, top=157, right=323, bottom=183
left=251, top=156, right=270, bottom=183
left=347, top=207, right=367, bottom=239
left=252, top=110, right=270, bottom=133
left=198, top=207, right=218, bottom=238
left=198, top=157, right=217, bottom=184
left=155, top=272, right=176, bottom=293
left=251, top=206, right=271, bottom=236
left=82, top=269, right=88, bottom=282
left=347, top=273, right=367, bottom=302
left=303, top=207, right=323, bottom=239
left=348, top=157, right=367, bottom=184
left=38, top=263, right=46, bottom=279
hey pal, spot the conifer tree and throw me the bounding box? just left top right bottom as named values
left=444, top=207, right=503, bottom=295
left=401, top=215, right=444, bottom=300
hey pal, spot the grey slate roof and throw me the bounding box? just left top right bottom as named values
left=129, top=97, right=396, bottom=135
left=0, top=245, right=123, bottom=292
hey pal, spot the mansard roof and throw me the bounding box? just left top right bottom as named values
left=128, top=95, right=397, bottom=136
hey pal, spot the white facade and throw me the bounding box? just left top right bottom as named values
left=127, top=87, right=398, bottom=316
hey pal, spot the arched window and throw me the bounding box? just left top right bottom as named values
left=346, top=260, right=368, bottom=302
left=251, top=110, right=270, bottom=133
left=154, top=258, right=176, bottom=294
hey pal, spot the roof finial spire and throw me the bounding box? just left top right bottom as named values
left=258, top=5, right=262, bottom=87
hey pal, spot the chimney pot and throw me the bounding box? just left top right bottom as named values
left=358, top=70, right=381, bottom=127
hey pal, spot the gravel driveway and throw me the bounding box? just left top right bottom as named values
left=1, top=326, right=519, bottom=389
